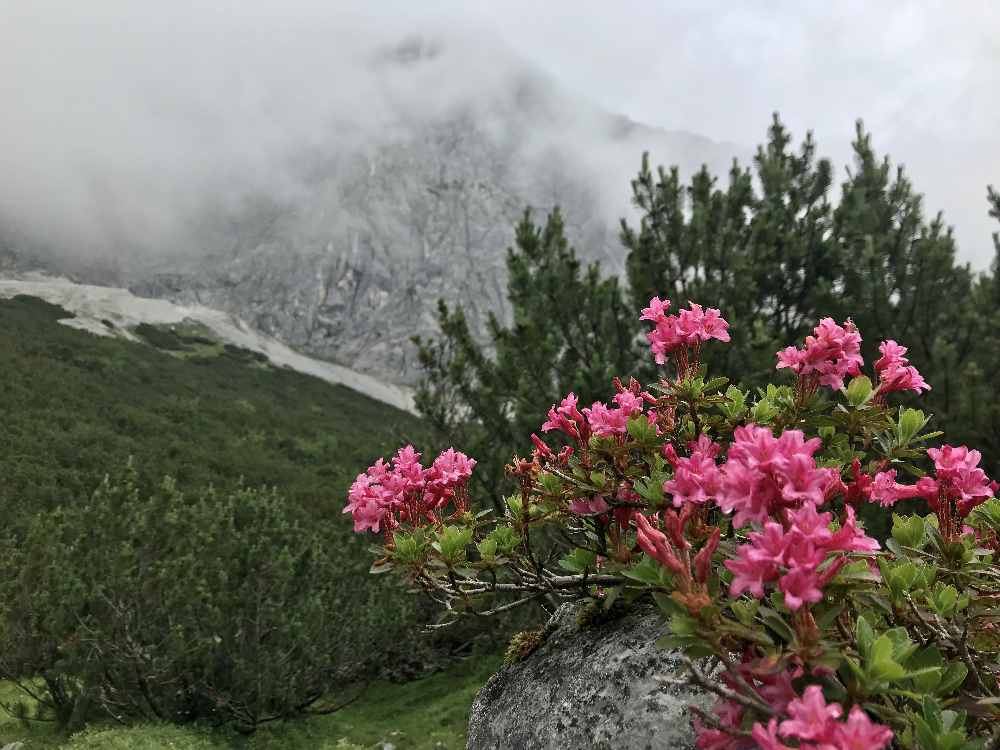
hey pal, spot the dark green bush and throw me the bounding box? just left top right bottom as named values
left=0, top=464, right=378, bottom=732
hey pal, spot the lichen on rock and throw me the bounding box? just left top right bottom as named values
left=466, top=602, right=710, bottom=750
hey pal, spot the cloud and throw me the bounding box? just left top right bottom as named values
left=1, top=0, right=996, bottom=267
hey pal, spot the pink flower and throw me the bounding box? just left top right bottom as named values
left=642, top=299, right=730, bottom=364
left=776, top=346, right=804, bottom=372
left=929, top=445, right=994, bottom=514
left=776, top=318, right=863, bottom=391
left=875, top=340, right=931, bottom=395
left=427, top=448, right=476, bottom=484
left=717, top=425, right=827, bottom=527
left=874, top=339, right=908, bottom=372
left=725, top=530, right=782, bottom=598
left=779, top=565, right=829, bottom=610
left=612, top=389, right=645, bottom=416
left=663, top=436, right=724, bottom=507
left=423, top=448, right=477, bottom=508
left=870, top=469, right=931, bottom=506
left=826, top=506, right=881, bottom=553
left=541, top=393, right=588, bottom=442
left=647, top=316, right=686, bottom=364
left=583, top=401, right=629, bottom=437
left=344, top=445, right=477, bottom=533
left=569, top=496, right=611, bottom=516
left=724, top=505, right=878, bottom=610
left=639, top=296, right=671, bottom=323
left=751, top=720, right=794, bottom=750
left=344, top=470, right=388, bottom=533
left=833, top=705, right=894, bottom=750
left=779, top=685, right=842, bottom=742
left=872, top=445, right=994, bottom=517
left=677, top=302, right=731, bottom=343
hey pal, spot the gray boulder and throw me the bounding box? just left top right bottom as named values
left=466, top=602, right=711, bottom=750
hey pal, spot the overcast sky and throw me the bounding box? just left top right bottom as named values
left=2, top=1, right=998, bottom=266
left=445, top=0, right=1000, bottom=265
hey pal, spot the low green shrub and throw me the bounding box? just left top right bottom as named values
left=0, top=464, right=369, bottom=732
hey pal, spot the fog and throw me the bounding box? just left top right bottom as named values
left=2, top=1, right=997, bottom=268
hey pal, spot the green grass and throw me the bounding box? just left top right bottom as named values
left=0, top=656, right=501, bottom=750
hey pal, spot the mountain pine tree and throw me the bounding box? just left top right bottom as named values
left=831, top=123, right=976, bottom=418
left=622, top=115, right=841, bottom=384
left=413, top=208, right=635, bottom=506
left=416, top=120, right=1000, bottom=497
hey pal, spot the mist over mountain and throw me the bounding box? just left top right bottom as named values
left=1, top=8, right=740, bottom=382
left=3, top=2, right=996, bottom=384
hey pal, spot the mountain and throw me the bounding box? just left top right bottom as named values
left=2, top=35, right=741, bottom=386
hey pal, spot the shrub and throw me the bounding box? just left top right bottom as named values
left=349, top=298, right=1000, bottom=749
left=0, top=464, right=366, bottom=732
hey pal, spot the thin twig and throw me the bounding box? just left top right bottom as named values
left=678, top=655, right=775, bottom=717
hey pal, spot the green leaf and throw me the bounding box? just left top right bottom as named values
left=621, top=553, right=669, bottom=586
left=626, top=416, right=657, bottom=444
left=937, top=662, right=968, bottom=696
left=897, top=407, right=928, bottom=446
left=559, top=547, right=597, bottom=574
left=856, top=615, right=875, bottom=656
left=844, top=375, right=874, bottom=407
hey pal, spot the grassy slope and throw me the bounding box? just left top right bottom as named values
left=0, top=655, right=501, bottom=749
left=0, top=295, right=500, bottom=748
left=0, top=294, right=425, bottom=521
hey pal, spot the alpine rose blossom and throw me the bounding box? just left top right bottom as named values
left=641, top=296, right=730, bottom=365
left=583, top=401, right=630, bottom=437
left=875, top=339, right=931, bottom=395
left=663, top=435, right=723, bottom=507
left=724, top=505, right=878, bottom=610
left=928, top=444, right=995, bottom=515
left=742, top=687, right=893, bottom=750
left=541, top=393, right=588, bottom=442
left=344, top=445, right=476, bottom=533
left=776, top=318, right=863, bottom=391
left=717, top=425, right=832, bottom=527
left=871, top=444, right=995, bottom=516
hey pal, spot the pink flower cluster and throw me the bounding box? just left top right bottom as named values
left=541, top=381, right=655, bottom=441
left=724, top=504, right=878, bottom=610
left=698, top=682, right=892, bottom=750
left=583, top=387, right=648, bottom=437
left=874, top=340, right=930, bottom=395
left=344, top=445, right=476, bottom=534
left=640, top=297, right=730, bottom=365
left=776, top=318, right=863, bottom=391
left=663, top=435, right=723, bottom=507
left=750, top=686, right=893, bottom=750
left=540, top=393, right=588, bottom=442
left=871, top=444, right=995, bottom=516
left=717, top=425, right=839, bottom=528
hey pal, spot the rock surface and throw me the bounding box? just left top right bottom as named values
left=466, top=603, right=710, bottom=750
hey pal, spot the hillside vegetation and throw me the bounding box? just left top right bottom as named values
left=0, top=294, right=424, bottom=522
left=0, top=654, right=500, bottom=749
left=0, top=295, right=501, bottom=745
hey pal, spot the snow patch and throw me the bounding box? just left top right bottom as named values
left=0, top=275, right=415, bottom=413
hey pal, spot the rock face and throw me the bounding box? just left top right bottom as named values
left=4, top=37, right=740, bottom=388
left=466, top=603, right=711, bottom=750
